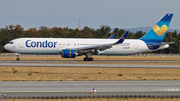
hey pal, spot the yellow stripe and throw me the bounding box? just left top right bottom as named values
left=70, top=50, right=71, bottom=58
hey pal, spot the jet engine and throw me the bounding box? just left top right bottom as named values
left=61, top=49, right=81, bottom=58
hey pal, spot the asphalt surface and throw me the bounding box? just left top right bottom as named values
left=1, top=92, right=180, bottom=99
left=0, top=61, right=180, bottom=98
left=0, top=81, right=180, bottom=98
left=0, top=60, right=179, bottom=68
left=1, top=81, right=180, bottom=92
left=0, top=62, right=179, bottom=68
left=0, top=60, right=180, bottom=63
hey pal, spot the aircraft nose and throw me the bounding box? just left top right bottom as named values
left=4, top=44, right=9, bottom=51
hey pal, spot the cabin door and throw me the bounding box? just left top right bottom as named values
left=134, top=42, right=138, bottom=49
left=20, top=41, right=24, bottom=48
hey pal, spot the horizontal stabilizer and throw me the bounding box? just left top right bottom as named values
left=148, top=42, right=174, bottom=47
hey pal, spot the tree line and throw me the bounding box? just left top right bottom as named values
left=0, top=24, right=180, bottom=54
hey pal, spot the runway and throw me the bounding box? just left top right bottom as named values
left=0, top=60, right=180, bottom=63
left=1, top=81, right=180, bottom=98
left=1, top=81, right=180, bottom=92
left=0, top=62, right=179, bottom=68
left=0, top=61, right=179, bottom=99
left=1, top=92, right=180, bottom=99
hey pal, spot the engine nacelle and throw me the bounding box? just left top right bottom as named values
left=61, top=49, right=82, bottom=58
left=62, top=49, right=76, bottom=58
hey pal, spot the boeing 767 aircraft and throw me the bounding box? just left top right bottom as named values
left=4, top=13, right=173, bottom=61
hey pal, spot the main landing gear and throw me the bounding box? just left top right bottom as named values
left=84, top=53, right=93, bottom=61
left=84, top=57, right=93, bottom=61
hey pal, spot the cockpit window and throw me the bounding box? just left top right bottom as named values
left=8, top=42, right=13, bottom=44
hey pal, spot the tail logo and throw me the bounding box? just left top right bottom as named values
left=152, top=25, right=168, bottom=36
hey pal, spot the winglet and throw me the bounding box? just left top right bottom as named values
left=114, top=31, right=129, bottom=44
left=109, top=34, right=115, bottom=39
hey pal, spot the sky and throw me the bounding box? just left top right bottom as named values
left=0, top=0, right=179, bottom=30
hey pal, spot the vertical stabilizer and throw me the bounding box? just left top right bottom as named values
left=140, top=13, right=173, bottom=43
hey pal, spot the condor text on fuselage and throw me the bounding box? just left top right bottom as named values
left=25, top=40, right=57, bottom=48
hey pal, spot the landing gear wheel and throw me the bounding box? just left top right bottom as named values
left=84, top=57, right=93, bottom=61
left=84, top=57, right=89, bottom=61
left=16, top=58, right=20, bottom=61
left=89, top=57, right=93, bottom=61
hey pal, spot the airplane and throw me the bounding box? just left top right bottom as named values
left=4, top=13, right=173, bottom=61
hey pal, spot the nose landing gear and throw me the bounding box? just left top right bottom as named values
left=15, top=53, right=20, bottom=61
left=16, top=57, right=20, bottom=61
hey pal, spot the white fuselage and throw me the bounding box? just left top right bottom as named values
left=4, top=38, right=168, bottom=56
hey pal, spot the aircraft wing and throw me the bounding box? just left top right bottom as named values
left=148, top=42, right=174, bottom=47
left=109, top=34, right=115, bottom=39
left=73, top=31, right=129, bottom=53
